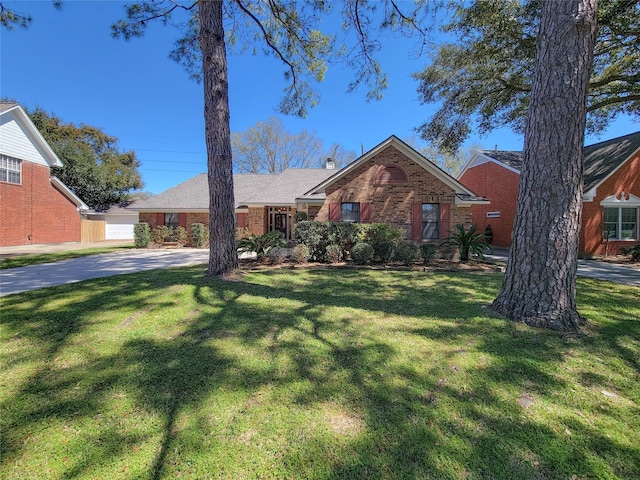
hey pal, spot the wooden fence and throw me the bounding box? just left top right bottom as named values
left=81, top=219, right=105, bottom=243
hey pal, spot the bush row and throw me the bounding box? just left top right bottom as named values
left=134, top=223, right=208, bottom=248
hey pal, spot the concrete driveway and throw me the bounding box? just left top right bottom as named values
left=0, top=249, right=210, bottom=297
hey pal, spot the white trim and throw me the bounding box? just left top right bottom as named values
left=457, top=150, right=521, bottom=180
left=588, top=144, right=640, bottom=196
left=50, top=177, right=89, bottom=211
left=307, top=135, right=479, bottom=197
left=600, top=192, right=640, bottom=207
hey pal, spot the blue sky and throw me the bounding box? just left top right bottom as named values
left=2, top=1, right=638, bottom=194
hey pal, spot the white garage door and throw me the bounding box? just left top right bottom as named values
left=106, top=223, right=135, bottom=240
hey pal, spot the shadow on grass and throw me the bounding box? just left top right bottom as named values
left=1, top=267, right=638, bottom=479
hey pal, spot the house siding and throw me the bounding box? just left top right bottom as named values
left=458, top=161, right=520, bottom=247
left=0, top=110, right=52, bottom=167
left=581, top=150, right=640, bottom=255
left=0, top=161, right=81, bottom=246
left=315, top=145, right=472, bottom=239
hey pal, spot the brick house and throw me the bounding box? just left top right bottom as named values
left=457, top=131, right=640, bottom=256
left=133, top=135, right=488, bottom=244
left=1, top=103, right=88, bottom=247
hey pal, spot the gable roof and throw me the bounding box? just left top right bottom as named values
left=0, top=102, right=63, bottom=167
left=50, top=177, right=89, bottom=211
left=459, top=131, right=640, bottom=197
left=306, top=135, right=487, bottom=205
left=132, top=168, right=337, bottom=212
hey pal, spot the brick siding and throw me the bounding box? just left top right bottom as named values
left=1, top=162, right=81, bottom=246
left=315, top=145, right=472, bottom=240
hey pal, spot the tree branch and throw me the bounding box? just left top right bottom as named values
left=587, top=93, right=640, bottom=111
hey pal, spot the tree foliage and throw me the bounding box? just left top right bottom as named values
left=231, top=117, right=356, bottom=173
left=0, top=1, right=61, bottom=30
left=27, top=107, right=143, bottom=211
left=415, top=0, right=640, bottom=152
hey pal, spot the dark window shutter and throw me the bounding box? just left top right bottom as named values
left=156, top=213, right=164, bottom=226
left=411, top=203, right=422, bottom=240
left=440, top=204, right=450, bottom=239
left=237, top=213, right=247, bottom=228
left=178, top=213, right=187, bottom=228
left=329, top=203, right=341, bottom=222
left=361, top=203, right=372, bottom=223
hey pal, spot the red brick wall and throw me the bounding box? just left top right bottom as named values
left=581, top=151, right=640, bottom=256
left=139, top=212, right=209, bottom=245
left=459, top=161, right=521, bottom=247
left=1, top=162, right=81, bottom=246
left=315, top=145, right=472, bottom=240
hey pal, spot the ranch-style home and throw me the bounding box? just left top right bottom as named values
left=132, top=135, right=489, bottom=243
left=0, top=102, right=88, bottom=247
left=457, top=131, right=640, bottom=256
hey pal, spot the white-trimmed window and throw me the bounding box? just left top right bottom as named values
left=422, top=203, right=440, bottom=239
left=601, top=193, right=640, bottom=240
left=0, top=155, right=22, bottom=185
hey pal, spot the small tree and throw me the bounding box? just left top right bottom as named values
left=442, top=224, right=491, bottom=262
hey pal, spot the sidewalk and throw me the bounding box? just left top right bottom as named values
left=484, top=247, right=640, bottom=287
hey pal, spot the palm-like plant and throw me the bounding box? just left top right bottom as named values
left=237, top=230, right=287, bottom=261
left=442, top=224, right=491, bottom=262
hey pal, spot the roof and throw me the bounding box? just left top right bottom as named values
left=462, top=131, right=640, bottom=195
left=306, top=135, right=487, bottom=205
left=0, top=102, right=63, bottom=168
left=132, top=168, right=337, bottom=211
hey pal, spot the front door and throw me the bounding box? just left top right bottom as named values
left=274, top=214, right=287, bottom=236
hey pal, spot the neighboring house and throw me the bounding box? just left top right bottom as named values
left=85, top=205, right=140, bottom=240
left=0, top=102, right=88, bottom=247
left=457, top=131, right=640, bottom=256
left=132, top=135, right=488, bottom=244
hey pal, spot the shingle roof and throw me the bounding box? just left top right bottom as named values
left=132, top=168, right=337, bottom=211
left=480, top=131, right=640, bottom=192
left=0, top=102, right=19, bottom=113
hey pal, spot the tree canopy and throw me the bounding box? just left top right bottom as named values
left=414, top=0, right=640, bottom=152
left=231, top=117, right=356, bottom=174
left=27, top=107, right=144, bottom=211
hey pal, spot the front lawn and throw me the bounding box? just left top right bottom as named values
left=0, top=245, right=134, bottom=270
left=1, top=267, right=638, bottom=479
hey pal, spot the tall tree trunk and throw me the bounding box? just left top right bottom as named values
left=199, top=0, right=238, bottom=276
left=492, top=0, right=598, bottom=330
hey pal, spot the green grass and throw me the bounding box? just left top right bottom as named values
left=1, top=267, right=638, bottom=479
left=0, top=245, right=134, bottom=269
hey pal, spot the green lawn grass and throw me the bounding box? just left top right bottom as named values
left=1, top=267, right=638, bottom=479
left=0, top=245, right=134, bottom=270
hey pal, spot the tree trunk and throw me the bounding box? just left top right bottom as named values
left=199, top=0, right=238, bottom=276
left=492, top=0, right=598, bottom=330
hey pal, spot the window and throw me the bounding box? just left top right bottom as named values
left=422, top=204, right=440, bottom=239
left=164, top=213, right=179, bottom=228
left=375, top=165, right=408, bottom=184
left=604, top=206, right=638, bottom=240
left=0, top=155, right=22, bottom=184
left=341, top=203, right=360, bottom=223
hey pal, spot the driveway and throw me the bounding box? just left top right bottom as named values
left=0, top=249, right=210, bottom=297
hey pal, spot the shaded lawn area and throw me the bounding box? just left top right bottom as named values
left=1, top=267, right=638, bottom=479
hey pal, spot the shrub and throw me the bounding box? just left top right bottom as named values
left=328, top=222, right=362, bottom=256
left=365, top=223, right=403, bottom=259
left=325, top=244, right=343, bottom=263
left=295, top=211, right=308, bottom=222
left=133, top=222, right=151, bottom=248
left=291, top=244, right=310, bottom=263
left=351, top=242, right=374, bottom=265
left=442, top=224, right=491, bottom=262
left=622, top=244, right=640, bottom=262
left=238, top=230, right=287, bottom=261
left=377, top=240, right=396, bottom=264
left=395, top=242, right=420, bottom=266
left=236, top=227, right=251, bottom=240
left=420, top=243, right=439, bottom=264
left=191, top=223, right=209, bottom=248
left=294, top=221, right=330, bottom=261
left=173, top=226, right=187, bottom=245
left=151, top=225, right=171, bottom=244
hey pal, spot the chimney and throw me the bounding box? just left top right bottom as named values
left=325, top=157, right=336, bottom=170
